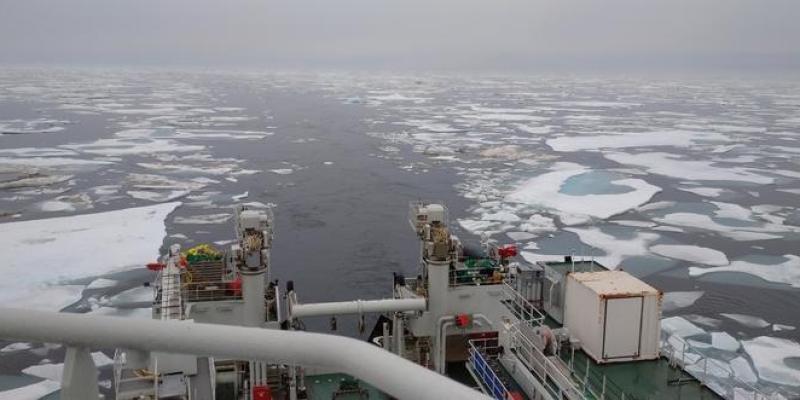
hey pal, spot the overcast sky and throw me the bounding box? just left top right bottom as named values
left=0, top=0, right=798, bottom=73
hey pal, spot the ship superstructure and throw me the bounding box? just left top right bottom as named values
left=0, top=202, right=782, bottom=400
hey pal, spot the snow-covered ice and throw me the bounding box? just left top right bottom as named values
left=678, top=186, right=725, bottom=198
left=127, top=189, right=190, bottom=202
left=662, top=291, right=704, bottom=312
left=741, top=336, right=800, bottom=386
left=506, top=162, right=661, bottom=222
left=565, top=227, right=659, bottom=267
left=711, top=331, right=741, bottom=352
left=3, top=285, right=84, bottom=311
left=0, top=342, right=32, bottom=353
left=99, top=285, right=153, bottom=307
left=649, top=244, right=729, bottom=266
left=605, top=152, right=773, bottom=184
left=690, top=255, right=800, bottom=287
left=729, top=357, right=759, bottom=385
left=662, top=316, right=706, bottom=338
left=655, top=213, right=786, bottom=241
left=519, top=214, right=556, bottom=233
left=22, top=351, right=113, bottom=382
left=506, top=231, right=537, bottom=241
left=86, top=278, right=118, bottom=289
left=0, top=203, right=179, bottom=308
left=546, top=130, right=729, bottom=152
left=720, top=313, right=771, bottom=329
left=174, top=213, right=232, bottom=224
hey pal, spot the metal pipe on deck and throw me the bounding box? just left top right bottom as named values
left=290, top=298, right=426, bottom=318
left=0, top=308, right=488, bottom=400
left=241, top=268, right=266, bottom=327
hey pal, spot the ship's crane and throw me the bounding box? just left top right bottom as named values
left=230, top=204, right=274, bottom=328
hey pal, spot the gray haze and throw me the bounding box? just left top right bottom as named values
left=0, top=0, right=799, bottom=72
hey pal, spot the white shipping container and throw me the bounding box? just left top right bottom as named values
left=564, top=270, right=661, bottom=363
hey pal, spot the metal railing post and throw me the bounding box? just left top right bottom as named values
left=583, top=361, right=590, bottom=389
left=61, top=346, right=100, bottom=400
left=601, top=375, right=606, bottom=400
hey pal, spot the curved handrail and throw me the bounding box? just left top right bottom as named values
left=0, top=307, right=488, bottom=400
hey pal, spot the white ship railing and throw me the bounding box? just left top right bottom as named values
left=661, top=334, right=790, bottom=400
left=508, top=323, right=585, bottom=400
left=467, top=338, right=512, bottom=400
left=500, top=282, right=546, bottom=327
left=0, top=307, right=489, bottom=400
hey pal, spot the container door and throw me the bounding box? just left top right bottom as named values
left=602, top=297, right=643, bottom=359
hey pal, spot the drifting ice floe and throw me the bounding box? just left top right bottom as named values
left=85, top=278, right=118, bottom=289
left=0, top=202, right=179, bottom=309
left=0, top=118, right=69, bottom=135
left=37, top=193, right=94, bottom=212
left=742, top=336, right=800, bottom=387
left=678, top=186, right=725, bottom=198
left=662, top=315, right=706, bottom=337
left=605, top=152, right=773, bottom=184
left=655, top=213, right=785, bottom=241
left=690, top=255, right=800, bottom=287
left=546, top=130, right=729, bottom=152
left=98, top=286, right=153, bottom=307
left=711, top=331, right=741, bottom=352
left=3, top=285, right=85, bottom=312
left=7, top=353, right=115, bottom=399
left=662, top=291, right=704, bottom=312
left=174, top=213, right=232, bottom=224
left=22, top=352, right=113, bottom=382
left=63, top=138, right=204, bottom=157
left=729, top=356, right=759, bottom=385
left=720, top=313, right=771, bottom=329
left=506, top=162, right=661, bottom=223
left=565, top=227, right=659, bottom=267
left=0, top=342, right=32, bottom=353
left=0, top=156, right=112, bottom=169
left=0, top=173, right=73, bottom=190
left=649, top=244, right=729, bottom=266
left=127, top=189, right=190, bottom=202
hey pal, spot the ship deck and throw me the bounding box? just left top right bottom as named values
left=542, top=317, right=722, bottom=400
left=565, top=350, right=721, bottom=400
left=306, top=373, right=389, bottom=400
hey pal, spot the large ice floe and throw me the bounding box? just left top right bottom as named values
left=654, top=209, right=796, bottom=242
left=505, top=162, right=661, bottom=224
left=546, top=130, right=730, bottom=152
left=741, top=336, right=800, bottom=386
left=689, top=255, right=800, bottom=288
left=662, top=291, right=704, bottom=312
left=649, top=244, right=729, bottom=266
left=0, top=202, right=179, bottom=310
left=661, top=316, right=800, bottom=398
left=564, top=227, right=659, bottom=267
left=604, top=152, right=773, bottom=184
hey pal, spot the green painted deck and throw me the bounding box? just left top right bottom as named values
left=560, top=347, right=722, bottom=400
left=540, top=260, right=722, bottom=400
left=306, top=373, right=390, bottom=400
